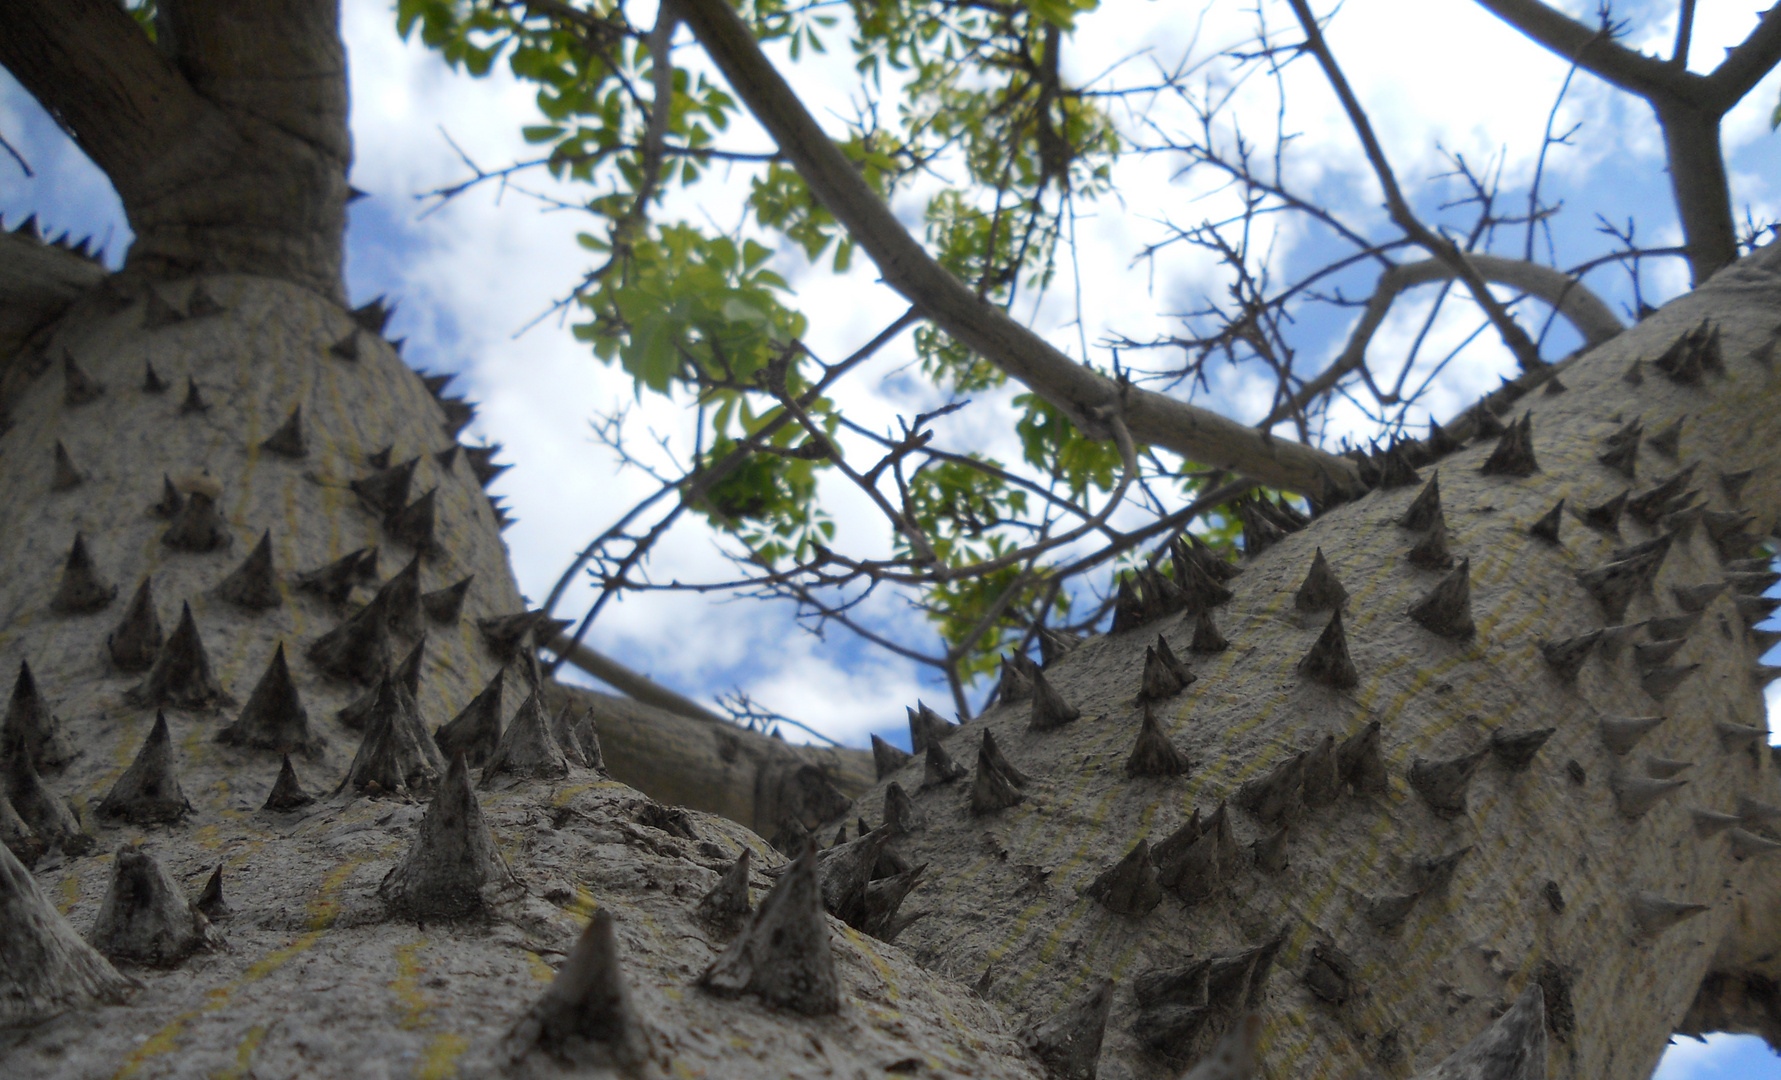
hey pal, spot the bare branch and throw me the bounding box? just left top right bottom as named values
left=1261, top=254, right=1623, bottom=428
left=677, top=0, right=1363, bottom=499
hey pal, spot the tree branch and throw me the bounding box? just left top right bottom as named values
left=1470, top=0, right=1695, bottom=103
left=1261, top=254, right=1623, bottom=427
left=1288, top=0, right=1546, bottom=374
left=676, top=0, right=1363, bottom=499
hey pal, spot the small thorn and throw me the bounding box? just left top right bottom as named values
left=1022, top=979, right=1115, bottom=1080
left=1528, top=499, right=1565, bottom=543
left=883, top=781, right=920, bottom=836
left=697, top=849, right=753, bottom=932
left=385, top=488, right=439, bottom=555
left=1397, top=472, right=1443, bottom=531
left=295, top=548, right=374, bottom=605
left=195, top=865, right=229, bottom=921
left=1640, top=663, right=1699, bottom=700
left=906, top=700, right=956, bottom=754
left=1540, top=629, right=1600, bottom=682
left=1579, top=490, right=1628, bottom=534
left=142, top=361, right=167, bottom=394
left=1672, top=582, right=1726, bottom=612
left=184, top=283, right=224, bottom=319
left=1644, top=610, right=1700, bottom=640
left=351, top=295, right=395, bottom=335
left=50, top=441, right=83, bottom=492
left=1623, top=358, right=1645, bottom=385
left=1627, top=465, right=1698, bottom=525
left=1720, top=468, right=1755, bottom=504
left=150, top=474, right=183, bottom=518
left=260, top=406, right=307, bottom=458
left=1235, top=750, right=1307, bottom=826
left=1610, top=773, right=1686, bottom=819
left=307, top=590, right=392, bottom=686
left=338, top=676, right=442, bottom=797
left=921, top=740, right=967, bottom=787
left=1600, top=715, right=1666, bottom=756
left=263, top=754, right=316, bottom=810
left=1409, top=749, right=1488, bottom=818
left=61, top=351, right=104, bottom=407
left=1598, top=420, right=1641, bottom=478
left=179, top=377, right=209, bottom=414
left=1630, top=891, right=1709, bottom=935
left=351, top=457, right=419, bottom=517
left=1189, top=610, right=1229, bottom=653
left=160, top=489, right=230, bottom=552
left=1408, top=558, right=1475, bottom=638
left=1138, top=636, right=1196, bottom=702
left=421, top=576, right=474, bottom=624
left=1406, top=512, right=1454, bottom=570
left=1715, top=720, right=1768, bottom=751
left=1728, top=828, right=1781, bottom=861
left=381, top=753, right=513, bottom=920
left=142, top=288, right=184, bottom=330
left=483, top=687, right=570, bottom=783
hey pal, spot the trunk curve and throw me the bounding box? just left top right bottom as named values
left=861, top=242, right=1781, bottom=1078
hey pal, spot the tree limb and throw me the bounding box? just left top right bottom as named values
left=676, top=0, right=1363, bottom=499
left=1261, top=254, right=1623, bottom=427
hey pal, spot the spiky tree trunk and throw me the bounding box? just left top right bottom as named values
left=3, top=4, right=1780, bottom=1080
left=865, top=246, right=1781, bottom=1078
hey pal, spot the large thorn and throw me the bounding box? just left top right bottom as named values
left=89, top=846, right=223, bottom=966
left=1173, top=543, right=1234, bottom=610
left=1479, top=412, right=1539, bottom=477
left=503, top=909, right=650, bottom=1068
left=1022, top=978, right=1115, bottom=1080
left=2, top=661, right=73, bottom=772
left=1409, top=750, right=1488, bottom=818
left=870, top=734, right=911, bottom=780
left=128, top=602, right=226, bottom=710
left=1029, top=667, right=1081, bottom=731
left=4, top=748, right=90, bottom=855
left=1640, top=663, right=1699, bottom=700
left=483, top=687, right=570, bottom=783
left=969, top=740, right=1025, bottom=816
left=906, top=700, right=956, bottom=753
left=698, top=848, right=753, bottom=932
left=1, top=794, right=45, bottom=868
left=1579, top=491, right=1627, bottom=534
left=1235, top=751, right=1307, bottom=826
left=216, top=531, right=282, bottom=610
left=1645, top=756, right=1693, bottom=779
left=307, top=590, right=392, bottom=685
left=108, top=578, right=165, bottom=672
left=1672, top=582, right=1726, bottom=612
left=1408, top=512, right=1455, bottom=570
left=1087, top=841, right=1163, bottom=916
left=1728, top=828, right=1781, bottom=861
left=1407, top=982, right=1545, bottom=1080
left=295, top=548, right=375, bottom=605
left=350, top=457, right=419, bottom=517
left=376, top=555, right=425, bottom=641
left=351, top=295, right=395, bottom=334
left=883, top=781, right=920, bottom=836
left=380, top=754, right=513, bottom=920
left=859, top=862, right=928, bottom=942
left=97, top=712, right=191, bottom=823
left=699, top=840, right=839, bottom=1015
left=1627, top=465, right=1698, bottom=525
left=1715, top=721, right=1768, bottom=752
left=1408, top=558, right=1475, bottom=638
left=263, top=755, right=315, bottom=811
left=1299, top=610, right=1359, bottom=689
left=1692, top=808, right=1743, bottom=837
left=50, top=533, right=116, bottom=614
left=815, top=828, right=893, bottom=928
left=549, top=702, right=588, bottom=768
left=1127, top=705, right=1190, bottom=779
left=1294, top=548, right=1348, bottom=612
left=1336, top=721, right=1389, bottom=797
left=1138, top=636, right=1196, bottom=702
left=161, top=490, right=230, bottom=552
left=0, top=839, right=137, bottom=1024
left=1398, top=473, right=1443, bottom=531
left=219, top=644, right=319, bottom=754
left=422, top=576, right=473, bottom=624
left=338, top=677, right=442, bottom=797
left=1487, top=727, right=1554, bottom=771
left=1301, top=733, right=1339, bottom=806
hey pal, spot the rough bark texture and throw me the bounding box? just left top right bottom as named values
left=0, top=261, right=1036, bottom=1078
left=853, top=242, right=1781, bottom=1078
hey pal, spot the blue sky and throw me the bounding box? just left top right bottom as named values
left=4, top=3, right=1780, bottom=1074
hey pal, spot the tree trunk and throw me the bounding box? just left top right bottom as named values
left=867, top=241, right=1781, bottom=1078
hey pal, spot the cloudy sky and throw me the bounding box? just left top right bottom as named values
left=4, top=2, right=1780, bottom=1069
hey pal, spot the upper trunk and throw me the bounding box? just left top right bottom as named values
left=0, top=0, right=351, bottom=299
